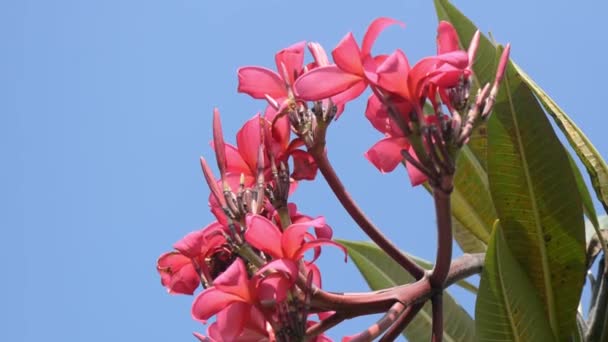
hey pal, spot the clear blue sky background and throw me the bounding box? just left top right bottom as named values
left=2, top=1, right=607, bottom=341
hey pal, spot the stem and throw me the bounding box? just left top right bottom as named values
left=379, top=301, right=425, bottom=341
left=310, top=150, right=425, bottom=280
left=430, top=187, right=453, bottom=289
left=349, top=302, right=406, bottom=342
left=431, top=294, right=443, bottom=342
left=304, top=313, right=346, bottom=341
left=587, top=257, right=608, bottom=341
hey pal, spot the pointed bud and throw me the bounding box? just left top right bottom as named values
left=467, top=30, right=481, bottom=69
left=494, top=43, right=511, bottom=86
left=200, top=157, right=225, bottom=207
left=212, top=108, right=227, bottom=182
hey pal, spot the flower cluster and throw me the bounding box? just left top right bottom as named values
left=157, top=17, right=509, bottom=341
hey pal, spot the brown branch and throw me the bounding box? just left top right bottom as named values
left=310, top=149, right=425, bottom=280
left=379, top=301, right=425, bottom=341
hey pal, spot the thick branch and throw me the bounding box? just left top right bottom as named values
left=310, top=253, right=484, bottom=315
left=379, top=301, right=425, bottom=341
left=430, top=187, right=453, bottom=288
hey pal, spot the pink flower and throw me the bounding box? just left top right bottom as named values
left=194, top=304, right=272, bottom=342
left=156, top=224, right=228, bottom=295
left=191, top=259, right=297, bottom=334
left=294, top=17, right=404, bottom=109
left=244, top=214, right=346, bottom=275
left=363, top=94, right=427, bottom=186
left=157, top=252, right=200, bottom=295
left=214, top=110, right=317, bottom=185
left=238, top=41, right=306, bottom=113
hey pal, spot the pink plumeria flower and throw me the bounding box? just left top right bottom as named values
left=238, top=41, right=306, bottom=113
left=157, top=224, right=228, bottom=295
left=363, top=94, right=427, bottom=186
left=244, top=214, right=347, bottom=275
left=294, top=17, right=404, bottom=110
left=192, top=259, right=297, bottom=337
left=194, top=304, right=273, bottom=342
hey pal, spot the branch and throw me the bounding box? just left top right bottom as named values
left=429, top=187, right=453, bottom=289
left=379, top=301, right=425, bottom=341
left=310, top=149, right=425, bottom=280
left=310, top=253, right=484, bottom=315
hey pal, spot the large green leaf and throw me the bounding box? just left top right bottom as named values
left=486, top=50, right=586, bottom=339
left=512, top=63, right=608, bottom=215
left=476, top=224, right=555, bottom=341
left=434, top=1, right=587, bottom=339
left=338, top=240, right=475, bottom=341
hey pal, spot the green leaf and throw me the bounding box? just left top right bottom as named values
left=511, top=62, right=608, bottom=215
left=566, top=151, right=599, bottom=231
left=486, top=49, right=586, bottom=339
left=433, top=1, right=586, bottom=338
left=476, top=224, right=556, bottom=341
left=338, top=240, right=475, bottom=341
left=451, top=146, right=496, bottom=245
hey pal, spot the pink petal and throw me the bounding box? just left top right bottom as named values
left=364, top=137, right=409, bottom=173
left=332, top=33, right=363, bottom=75
left=290, top=149, right=317, bottom=181
left=282, top=217, right=326, bottom=258
left=193, top=332, right=214, bottom=342
left=436, top=21, right=461, bottom=54
left=329, top=79, right=367, bottom=107
left=244, top=214, right=283, bottom=259
left=275, top=41, right=306, bottom=86
left=255, top=259, right=298, bottom=303
left=304, top=263, right=323, bottom=288
left=361, top=17, right=405, bottom=57
left=376, top=49, right=411, bottom=98
left=213, top=259, right=252, bottom=301
left=435, top=50, right=468, bottom=69
left=236, top=114, right=262, bottom=172
left=294, top=65, right=363, bottom=101
left=296, top=239, right=348, bottom=263
left=308, top=42, right=330, bottom=67
left=157, top=252, right=200, bottom=295
left=237, top=66, right=286, bottom=99
left=365, top=94, right=389, bottom=133
left=404, top=145, right=428, bottom=186
left=210, top=141, right=251, bottom=177
left=191, top=287, right=243, bottom=322
left=214, top=302, right=250, bottom=341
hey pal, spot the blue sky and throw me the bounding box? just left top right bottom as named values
left=2, top=1, right=607, bottom=341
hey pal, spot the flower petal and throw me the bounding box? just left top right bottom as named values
left=236, top=114, right=262, bottom=172
left=191, top=287, right=243, bottom=322
left=275, top=41, right=306, bottom=86
left=289, top=149, right=317, bottom=181
left=282, top=217, right=326, bottom=259
left=157, top=252, right=200, bottom=295
left=332, top=33, right=363, bottom=75
left=376, top=49, right=411, bottom=98
left=213, top=259, right=252, bottom=301
left=255, top=259, right=298, bottom=303
left=364, top=137, right=409, bottom=173
left=294, top=65, right=363, bottom=101
left=404, top=145, right=428, bottom=186
left=330, top=79, right=367, bottom=108
left=296, top=239, right=348, bottom=263
left=436, top=21, right=460, bottom=54
left=361, top=17, right=405, bottom=57
left=237, top=66, right=286, bottom=99
left=245, top=214, right=284, bottom=259
left=214, top=302, right=250, bottom=341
